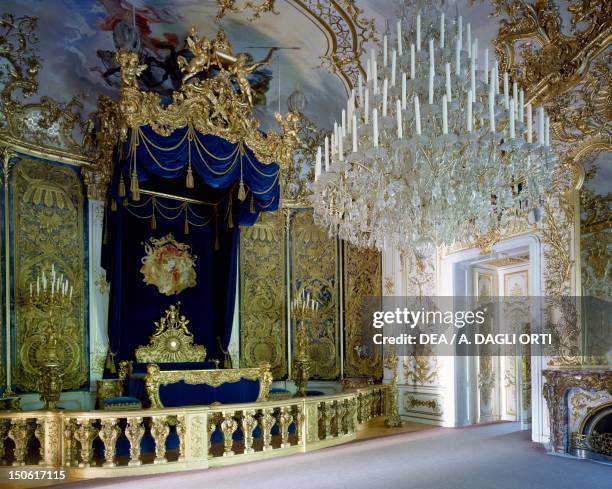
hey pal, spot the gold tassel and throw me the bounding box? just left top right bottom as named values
left=111, top=199, right=117, bottom=211
left=118, top=175, right=126, bottom=197
left=228, top=209, right=234, bottom=228
left=250, top=193, right=255, bottom=213
left=186, top=164, right=194, bottom=189
left=238, top=179, right=246, bottom=201
left=105, top=351, right=116, bottom=375
left=151, top=212, right=157, bottom=230
left=130, top=169, right=140, bottom=201
left=184, top=218, right=190, bottom=235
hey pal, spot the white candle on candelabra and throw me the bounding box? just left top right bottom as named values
left=442, top=95, right=448, bottom=135
left=473, top=38, right=478, bottom=62
left=410, top=43, right=416, bottom=79
left=397, top=20, right=403, bottom=56
left=396, top=99, right=403, bottom=139
left=402, top=72, right=407, bottom=109
left=538, top=106, right=544, bottom=145
left=503, top=72, right=509, bottom=109
left=495, top=62, right=500, bottom=94
left=414, top=95, right=421, bottom=135
left=341, top=109, right=346, bottom=137
left=509, top=97, right=516, bottom=139
left=315, top=146, right=321, bottom=180
left=519, top=89, right=524, bottom=123
left=352, top=115, right=358, bottom=152
left=484, top=49, right=489, bottom=84
left=364, top=88, right=369, bottom=124
left=391, top=50, right=397, bottom=86
left=489, top=81, right=496, bottom=132
left=429, top=39, right=435, bottom=105
left=458, top=16, right=462, bottom=48
left=331, top=132, right=335, bottom=157
left=416, top=13, right=421, bottom=51
left=527, top=103, right=533, bottom=143
left=324, top=136, right=329, bottom=171
left=467, top=89, right=473, bottom=132
left=51, top=278, right=54, bottom=296
left=373, top=108, right=379, bottom=147
left=440, top=13, right=445, bottom=49
left=429, top=70, right=434, bottom=104
left=69, top=286, right=73, bottom=300
left=37, top=276, right=40, bottom=295
left=455, top=39, right=461, bottom=76
left=512, top=81, right=518, bottom=114
left=545, top=116, right=550, bottom=147
left=373, top=58, right=378, bottom=95
left=358, top=73, right=363, bottom=104
left=366, top=59, right=371, bottom=83
left=383, top=78, right=388, bottom=116
left=383, top=35, right=388, bottom=67
left=42, top=272, right=46, bottom=290
left=445, top=63, right=451, bottom=102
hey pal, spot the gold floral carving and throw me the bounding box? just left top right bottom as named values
left=135, top=303, right=206, bottom=363
left=291, top=210, right=339, bottom=379
left=239, top=211, right=287, bottom=378
left=189, top=415, right=206, bottom=459
left=144, top=363, right=273, bottom=408
left=404, top=396, right=443, bottom=416
left=343, top=243, right=382, bottom=379
left=12, top=158, right=86, bottom=392
left=216, top=0, right=278, bottom=22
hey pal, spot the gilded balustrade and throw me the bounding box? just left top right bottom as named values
left=0, top=386, right=388, bottom=477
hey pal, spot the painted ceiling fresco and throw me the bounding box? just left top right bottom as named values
left=2, top=1, right=510, bottom=132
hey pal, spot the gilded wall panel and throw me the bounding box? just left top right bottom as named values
left=12, top=158, right=87, bottom=391
left=343, top=243, right=382, bottom=379
left=239, top=211, right=287, bottom=378
left=290, top=210, right=339, bottom=380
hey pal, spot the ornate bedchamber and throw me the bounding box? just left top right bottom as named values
left=0, top=18, right=391, bottom=477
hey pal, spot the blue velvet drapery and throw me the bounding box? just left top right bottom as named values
left=102, top=125, right=280, bottom=363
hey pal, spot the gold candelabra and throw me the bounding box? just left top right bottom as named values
left=25, top=264, right=73, bottom=410
left=291, top=292, right=318, bottom=397
left=384, top=345, right=403, bottom=428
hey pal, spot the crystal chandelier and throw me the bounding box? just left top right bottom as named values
left=309, top=3, right=556, bottom=253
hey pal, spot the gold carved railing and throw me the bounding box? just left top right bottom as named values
left=0, top=385, right=388, bottom=477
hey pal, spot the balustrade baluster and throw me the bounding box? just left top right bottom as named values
left=151, top=416, right=170, bottom=464
left=323, top=402, right=332, bottom=438
left=74, top=419, right=98, bottom=468
left=63, top=419, right=77, bottom=467
left=125, top=417, right=145, bottom=466
left=278, top=406, right=293, bottom=448
left=34, top=419, right=44, bottom=464
left=220, top=412, right=238, bottom=457
left=241, top=409, right=257, bottom=454
left=176, top=415, right=186, bottom=462
left=260, top=408, right=275, bottom=451
left=0, top=419, right=9, bottom=464
left=293, top=404, right=304, bottom=445
left=99, top=418, right=121, bottom=467
left=337, top=400, right=347, bottom=436
left=8, top=419, right=28, bottom=466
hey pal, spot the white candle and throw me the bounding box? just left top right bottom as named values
left=414, top=95, right=421, bottom=135
left=458, top=16, right=462, bottom=48
left=455, top=39, right=461, bottom=76
left=527, top=103, right=533, bottom=143
left=466, top=23, right=471, bottom=58
left=410, top=43, right=416, bottom=79
left=440, top=13, right=445, bottom=49
left=545, top=116, right=550, bottom=147
left=484, top=49, right=489, bottom=84
left=352, top=115, right=358, bottom=152
left=519, top=89, right=524, bottom=123
left=509, top=97, right=515, bottom=139
left=445, top=62, right=452, bottom=102
left=341, top=109, right=346, bottom=137
left=401, top=72, right=407, bottom=109
left=467, top=89, right=473, bottom=132
left=416, top=13, right=421, bottom=51
left=391, top=49, right=397, bottom=86
left=69, top=286, right=73, bottom=300
left=373, top=108, right=379, bottom=147
left=538, top=107, right=544, bottom=145
left=512, top=81, right=518, bottom=114
left=383, top=35, right=388, bottom=67
left=37, top=276, right=40, bottom=295
left=366, top=59, right=371, bottom=83
left=383, top=78, right=388, bottom=116
left=495, top=62, right=500, bottom=94
left=51, top=278, right=54, bottom=296
left=315, top=146, right=321, bottom=180
left=373, top=57, right=378, bottom=95
left=347, top=94, right=353, bottom=133
left=429, top=38, right=435, bottom=72
left=503, top=72, right=509, bottom=109
left=364, top=88, right=369, bottom=124
left=396, top=99, right=403, bottom=139
left=324, top=136, right=329, bottom=171
left=397, top=20, right=403, bottom=56
left=442, top=94, right=448, bottom=135
left=429, top=39, right=435, bottom=104
left=489, top=81, right=496, bottom=132
left=429, top=69, right=434, bottom=105
left=358, top=73, right=363, bottom=104
left=473, top=38, right=478, bottom=62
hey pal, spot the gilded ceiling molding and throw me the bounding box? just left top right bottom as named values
left=289, top=0, right=376, bottom=90
left=216, top=0, right=279, bottom=22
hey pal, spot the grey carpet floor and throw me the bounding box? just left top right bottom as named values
left=55, top=422, right=611, bottom=489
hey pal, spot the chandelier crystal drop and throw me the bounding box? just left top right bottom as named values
left=309, top=4, right=557, bottom=254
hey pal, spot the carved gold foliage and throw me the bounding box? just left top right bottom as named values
left=239, top=211, right=287, bottom=378
left=291, top=210, right=339, bottom=379
left=343, top=243, right=382, bottom=379
left=216, top=0, right=278, bottom=22
left=12, top=158, right=86, bottom=391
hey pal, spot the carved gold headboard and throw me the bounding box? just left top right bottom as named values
left=135, top=302, right=206, bottom=363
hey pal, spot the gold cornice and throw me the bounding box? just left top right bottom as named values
left=0, top=134, right=92, bottom=168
